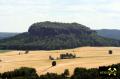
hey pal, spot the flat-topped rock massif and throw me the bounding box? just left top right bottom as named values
left=0, top=21, right=120, bottom=50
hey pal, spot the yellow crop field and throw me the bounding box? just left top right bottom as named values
left=0, top=47, right=120, bottom=75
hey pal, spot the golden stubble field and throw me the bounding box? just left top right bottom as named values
left=0, top=47, right=120, bottom=75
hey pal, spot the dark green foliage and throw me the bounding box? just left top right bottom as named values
left=49, top=53, right=77, bottom=60
left=1, top=63, right=120, bottom=79
left=60, top=53, right=76, bottom=59
left=63, top=69, right=70, bottom=77
left=71, top=68, right=99, bottom=79
left=0, top=21, right=120, bottom=50
left=71, top=64, right=120, bottom=79
left=1, top=67, right=39, bottom=79
left=39, top=73, right=66, bottom=79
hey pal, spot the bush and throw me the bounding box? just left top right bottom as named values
left=1, top=67, right=39, bottom=79
left=63, top=69, right=70, bottom=77
left=71, top=68, right=99, bottom=79
left=49, top=56, right=54, bottom=60
left=39, top=73, right=65, bottom=79
left=1, top=63, right=120, bottom=79
left=25, top=50, right=29, bottom=54
left=60, top=53, right=77, bottom=59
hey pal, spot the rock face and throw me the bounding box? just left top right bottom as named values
left=28, top=21, right=94, bottom=37
left=0, top=21, right=120, bottom=50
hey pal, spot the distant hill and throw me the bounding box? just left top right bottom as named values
left=0, top=32, right=19, bottom=39
left=97, top=29, right=120, bottom=40
left=0, top=21, right=120, bottom=50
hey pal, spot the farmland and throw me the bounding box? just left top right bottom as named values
left=0, top=47, right=120, bottom=75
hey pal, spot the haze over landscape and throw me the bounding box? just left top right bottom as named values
left=0, top=0, right=120, bottom=32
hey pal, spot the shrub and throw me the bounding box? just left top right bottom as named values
left=49, top=56, right=54, bottom=60
left=25, top=50, right=29, bottom=54
left=39, top=73, right=65, bottom=79
left=72, top=68, right=99, bottom=79
left=63, top=69, right=70, bottom=77
left=1, top=67, right=39, bottom=79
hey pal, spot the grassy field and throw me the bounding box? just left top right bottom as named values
left=0, top=47, right=120, bottom=75
left=0, top=50, right=11, bottom=53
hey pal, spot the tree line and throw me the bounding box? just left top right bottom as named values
left=49, top=53, right=78, bottom=60
left=0, top=63, right=120, bottom=79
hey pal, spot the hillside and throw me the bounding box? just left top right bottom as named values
left=97, top=29, right=120, bottom=40
left=0, top=32, right=18, bottom=39
left=0, top=21, right=120, bottom=50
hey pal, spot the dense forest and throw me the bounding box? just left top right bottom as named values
left=0, top=21, right=120, bottom=50
left=0, top=63, right=120, bottom=79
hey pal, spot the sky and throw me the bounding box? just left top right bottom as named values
left=0, top=0, right=120, bottom=32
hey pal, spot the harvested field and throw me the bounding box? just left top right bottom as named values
left=0, top=47, right=120, bottom=75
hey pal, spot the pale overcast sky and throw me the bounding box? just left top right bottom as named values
left=0, top=0, right=120, bottom=32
